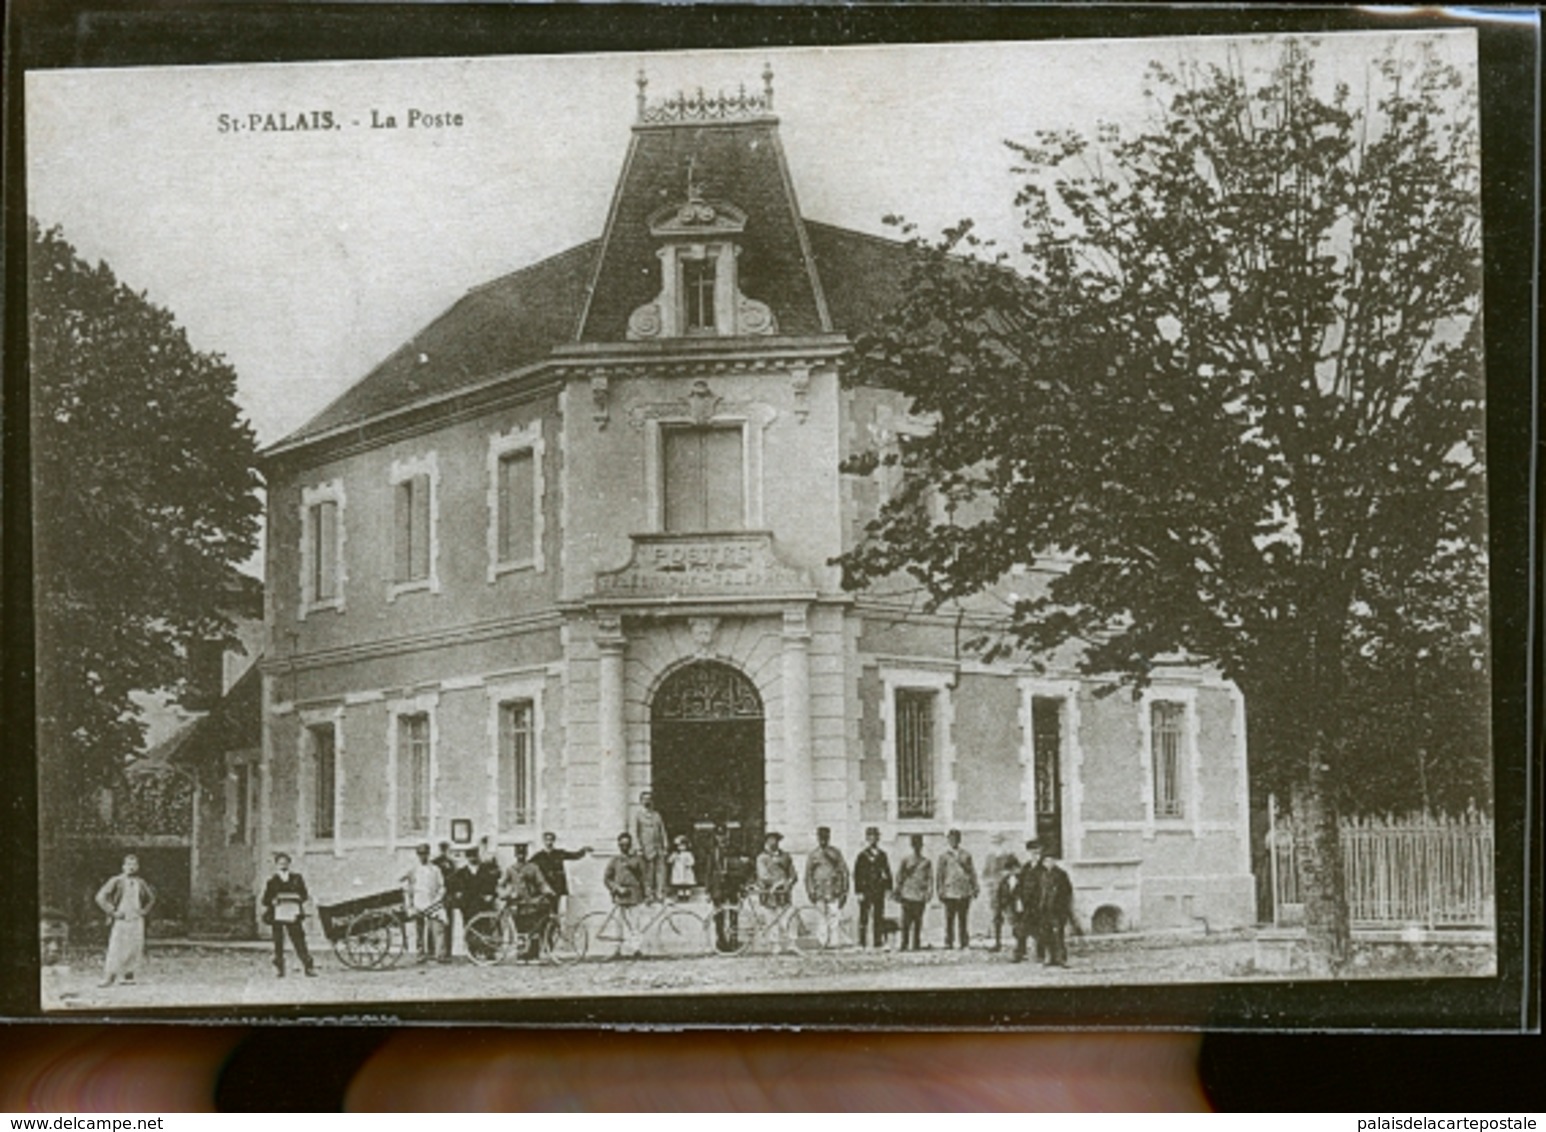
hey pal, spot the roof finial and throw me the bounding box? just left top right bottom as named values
left=636, top=67, right=648, bottom=121
left=762, top=61, right=774, bottom=112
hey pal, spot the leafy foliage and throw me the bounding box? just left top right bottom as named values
left=30, top=219, right=262, bottom=789
left=839, top=42, right=1484, bottom=968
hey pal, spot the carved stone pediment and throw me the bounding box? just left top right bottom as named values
left=592, top=532, right=813, bottom=602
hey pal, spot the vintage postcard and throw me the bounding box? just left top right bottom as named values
left=20, top=26, right=1527, bottom=1026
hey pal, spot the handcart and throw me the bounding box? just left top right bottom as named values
left=318, top=887, right=439, bottom=970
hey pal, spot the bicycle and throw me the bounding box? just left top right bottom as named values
left=464, top=901, right=587, bottom=966
left=717, top=885, right=825, bottom=957
left=580, top=899, right=709, bottom=959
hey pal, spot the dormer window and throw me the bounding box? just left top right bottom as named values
left=627, top=177, right=776, bottom=340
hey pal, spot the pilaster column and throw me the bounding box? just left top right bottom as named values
left=596, top=613, right=628, bottom=841
left=781, top=605, right=814, bottom=847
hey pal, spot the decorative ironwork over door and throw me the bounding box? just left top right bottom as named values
left=652, top=661, right=763, bottom=722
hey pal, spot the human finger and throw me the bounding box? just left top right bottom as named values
left=0, top=1025, right=246, bottom=1112
left=347, top=1030, right=1204, bottom=1111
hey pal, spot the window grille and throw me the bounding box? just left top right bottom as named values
left=895, top=689, right=936, bottom=819
left=398, top=713, right=430, bottom=836
left=1152, top=700, right=1186, bottom=819
left=499, top=700, right=536, bottom=828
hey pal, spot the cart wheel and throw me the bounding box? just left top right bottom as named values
left=790, top=906, right=826, bottom=955
left=342, top=909, right=397, bottom=969
left=656, top=909, right=710, bottom=957
left=542, top=917, right=588, bottom=966
left=579, top=910, right=619, bottom=959
left=464, top=911, right=509, bottom=966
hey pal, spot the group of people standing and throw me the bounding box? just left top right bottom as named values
left=89, top=810, right=1075, bottom=986
left=398, top=834, right=593, bottom=964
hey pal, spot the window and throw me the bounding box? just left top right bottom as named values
left=496, top=450, right=535, bottom=564
left=309, top=725, right=336, bottom=838
left=663, top=425, right=744, bottom=532
left=229, top=762, right=252, bottom=846
left=498, top=700, right=536, bottom=829
left=397, top=713, right=431, bottom=837
left=682, top=256, right=717, bottom=332
left=300, top=480, right=345, bottom=616
left=487, top=424, right=544, bottom=578
left=393, top=474, right=431, bottom=584
left=1151, top=700, right=1186, bottom=819
left=895, top=689, right=937, bottom=820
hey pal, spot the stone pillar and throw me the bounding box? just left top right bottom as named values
left=597, top=613, right=628, bottom=842
left=782, top=605, right=814, bottom=849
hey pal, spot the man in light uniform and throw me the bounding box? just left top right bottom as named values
left=804, top=825, right=850, bottom=947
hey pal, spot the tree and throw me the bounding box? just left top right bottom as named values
left=29, top=219, right=262, bottom=799
left=838, top=40, right=1484, bottom=973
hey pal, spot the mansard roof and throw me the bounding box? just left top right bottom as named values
left=269, top=92, right=920, bottom=458
left=575, top=116, right=831, bottom=342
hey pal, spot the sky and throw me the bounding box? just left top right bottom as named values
left=27, top=32, right=1476, bottom=449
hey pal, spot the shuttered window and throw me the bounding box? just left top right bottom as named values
left=393, top=474, right=431, bottom=583
left=663, top=426, right=743, bottom=532
left=311, top=500, right=339, bottom=601
left=1152, top=700, right=1186, bottom=819
left=895, top=689, right=936, bottom=820
left=497, top=450, right=535, bottom=564
left=310, top=726, right=336, bottom=839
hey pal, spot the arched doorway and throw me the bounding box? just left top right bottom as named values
left=650, top=660, right=764, bottom=857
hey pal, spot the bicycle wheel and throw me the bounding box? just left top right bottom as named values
left=789, top=906, right=826, bottom=956
left=342, top=909, right=396, bottom=969
left=464, top=911, right=510, bottom=966
left=579, top=910, right=619, bottom=959
left=655, top=909, right=710, bottom=958
left=542, top=917, right=588, bottom=966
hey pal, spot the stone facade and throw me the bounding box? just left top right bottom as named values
left=258, top=77, right=1255, bottom=935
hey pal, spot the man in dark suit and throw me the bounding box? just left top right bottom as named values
left=852, top=826, right=892, bottom=950
left=1038, top=847, right=1075, bottom=967
left=1011, top=840, right=1046, bottom=965
left=531, top=831, right=591, bottom=918
left=261, top=852, right=317, bottom=978
left=704, top=822, right=749, bottom=952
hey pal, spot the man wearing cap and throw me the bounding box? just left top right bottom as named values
left=632, top=791, right=670, bottom=904
left=894, top=833, right=933, bottom=951
left=402, top=842, right=448, bottom=963
left=805, top=826, right=850, bottom=947
left=1037, top=846, right=1075, bottom=967
left=260, top=852, right=316, bottom=978
left=852, top=826, right=892, bottom=950
left=983, top=832, right=1021, bottom=953
left=603, top=832, right=648, bottom=956
left=1012, top=840, right=1048, bottom=964
left=531, top=832, right=591, bottom=918
left=499, top=842, right=555, bottom=960
left=936, top=829, right=980, bottom=950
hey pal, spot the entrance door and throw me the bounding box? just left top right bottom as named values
left=1032, top=696, right=1064, bottom=858
left=650, top=661, right=765, bottom=859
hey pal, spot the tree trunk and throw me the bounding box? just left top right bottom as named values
left=1292, top=761, right=1351, bottom=974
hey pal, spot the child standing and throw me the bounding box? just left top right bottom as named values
left=667, top=834, right=697, bottom=902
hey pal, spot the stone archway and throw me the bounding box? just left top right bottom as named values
left=649, top=660, right=765, bottom=856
